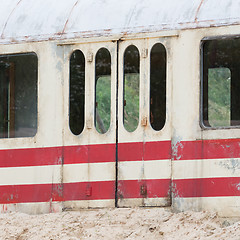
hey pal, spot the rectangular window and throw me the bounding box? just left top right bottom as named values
left=0, top=53, right=38, bottom=138
left=202, top=37, right=240, bottom=128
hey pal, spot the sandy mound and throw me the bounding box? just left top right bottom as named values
left=0, top=208, right=240, bottom=239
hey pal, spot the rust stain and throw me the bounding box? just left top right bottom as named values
left=194, top=0, right=205, bottom=22
left=1, top=0, right=23, bottom=38
left=61, top=0, right=80, bottom=35
left=103, top=29, right=112, bottom=33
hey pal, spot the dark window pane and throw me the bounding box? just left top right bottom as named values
left=69, top=50, right=85, bottom=135
left=0, top=53, right=38, bottom=138
left=95, top=48, right=111, bottom=134
left=202, top=38, right=240, bottom=127
left=150, top=43, right=166, bottom=130
left=123, top=45, right=140, bottom=132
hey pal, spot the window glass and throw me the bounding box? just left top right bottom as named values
left=150, top=43, right=166, bottom=130
left=69, top=50, right=85, bottom=135
left=123, top=45, right=140, bottom=132
left=208, top=68, right=231, bottom=127
left=95, top=48, right=111, bottom=134
left=202, top=38, right=240, bottom=127
left=0, top=53, right=37, bottom=138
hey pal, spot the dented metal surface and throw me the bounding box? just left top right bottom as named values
left=0, top=0, right=240, bottom=44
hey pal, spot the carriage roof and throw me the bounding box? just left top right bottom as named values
left=0, top=0, right=240, bottom=44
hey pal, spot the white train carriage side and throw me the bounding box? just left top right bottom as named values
left=0, top=0, right=240, bottom=217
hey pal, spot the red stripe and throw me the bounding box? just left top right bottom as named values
left=118, top=141, right=171, bottom=161
left=173, top=138, right=240, bottom=160
left=63, top=181, right=115, bottom=201
left=0, top=144, right=116, bottom=168
left=0, top=181, right=115, bottom=204
left=0, top=138, right=239, bottom=168
left=63, top=144, right=116, bottom=164
left=1, top=177, right=240, bottom=204
left=0, top=147, right=62, bottom=168
left=173, top=177, right=240, bottom=198
left=118, top=179, right=171, bottom=199
left=0, top=184, right=56, bottom=203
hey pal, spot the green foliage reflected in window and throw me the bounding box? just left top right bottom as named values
left=95, top=48, right=111, bottom=134
left=124, top=73, right=139, bottom=132
left=208, top=68, right=231, bottom=127
left=123, top=45, right=140, bottom=132
left=96, top=76, right=111, bottom=133
left=202, top=37, right=240, bottom=128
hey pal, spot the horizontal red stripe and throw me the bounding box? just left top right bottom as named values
left=0, top=138, right=240, bottom=168
left=118, top=179, right=171, bottom=199
left=0, top=183, right=63, bottom=204
left=0, top=147, right=63, bottom=168
left=173, top=177, right=240, bottom=198
left=173, top=138, right=240, bottom=160
left=63, top=144, right=116, bottom=164
left=0, top=181, right=115, bottom=204
left=1, top=177, right=240, bottom=204
left=63, top=181, right=115, bottom=201
left=118, top=141, right=171, bottom=161
left=0, top=144, right=116, bottom=168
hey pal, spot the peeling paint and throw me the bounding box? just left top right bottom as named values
left=171, top=136, right=183, bottom=161
left=218, top=159, right=240, bottom=174
left=235, top=183, right=240, bottom=191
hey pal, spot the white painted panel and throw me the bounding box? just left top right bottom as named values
left=173, top=158, right=240, bottom=179
left=63, top=162, right=115, bottom=183
left=118, top=160, right=171, bottom=180
left=173, top=196, right=240, bottom=217
left=0, top=202, right=63, bottom=214
left=0, top=165, right=61, bottom=185
left=63, top=199, right=114, bottom=209
left=118, top=198, right=169, bottom=208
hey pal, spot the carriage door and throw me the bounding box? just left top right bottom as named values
left=64, top=41, right=117, bottom=208
left=117, top=39, right=172, bottom=207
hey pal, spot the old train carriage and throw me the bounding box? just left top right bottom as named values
left=0, top=0, right=240, bottom=217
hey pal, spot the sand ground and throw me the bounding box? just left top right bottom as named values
left=0, top=208, right=240, bottom=239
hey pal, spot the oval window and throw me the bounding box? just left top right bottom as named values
left=69, top=50, right=85, bottom=135
left=95, top=48, right=111, bottom=134
left=150, top=43, right=166, bottom=131
left=123, top=45, right=140, bottom=132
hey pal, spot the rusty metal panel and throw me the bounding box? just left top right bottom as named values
left=0, top=0, right=77, bottom=42
left=65, top=0, right=199, bottom=34
left=197, top=0, right=240, bottom=23
left=0, top=0, right=20, bottom=37
left=0, top=0, right=240, bottom=44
